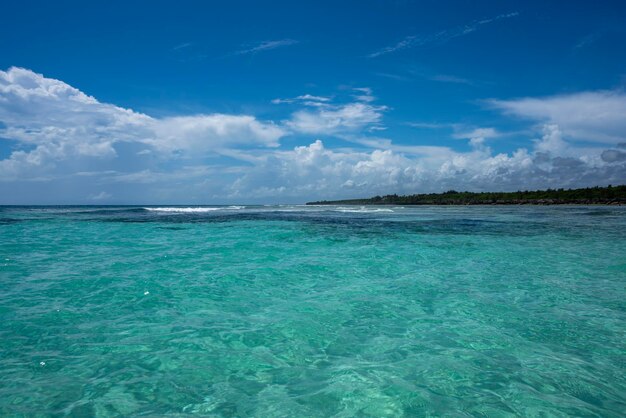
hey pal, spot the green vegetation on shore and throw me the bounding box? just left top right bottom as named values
left=307, top=185, right=626, bottom=205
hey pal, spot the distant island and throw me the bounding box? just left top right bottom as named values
left=307, top=185, right=626, bottom=206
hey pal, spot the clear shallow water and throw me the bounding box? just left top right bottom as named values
left=1, top=205, right=625, bottom=417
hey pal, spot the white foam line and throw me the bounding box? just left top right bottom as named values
left=145, top=206, right=244, bottom=213
left=334, top=206, right=394, bottom=213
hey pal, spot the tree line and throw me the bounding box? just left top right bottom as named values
left=307, top=185, right=626, bottom=205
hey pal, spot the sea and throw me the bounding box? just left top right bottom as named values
left=1, top=205, right=625, bottom=416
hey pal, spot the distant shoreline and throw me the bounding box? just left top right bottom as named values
left=306, top=185, right=626, bottom=206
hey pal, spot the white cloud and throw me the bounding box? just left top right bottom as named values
left=453, top=127, right=500, bottom=147
left=0, top=142, right=69, bottom=179
left=0, top=67, right=150, bottom=161
left=296, top=94, right=330, bottom=102
left=271, top=94, right=331, bottom=106
left=235, top=39, right=299, bottom=55
left=368, top=12, right=519, bottom=58
left=229, top=137, right=625, bottom=201
left=284, top=88, right=386, bottom=135
left=368, top=36, right=418, bottom=59
left=0, top=67, right=286, bottom=179
left=534, top=124, right=568, bottom=155
left=352, top=87, right=376, bottom=103
left=1, top=67, right=624, bottom=203
left=489, top=90, right=626, bottom=144
left=230, top=140, right=422, bottom=199
left=345, top=136, right=455, bottom=157
left=150, top=114, right=284, bottom=152
left=287, top=102, right=386, bottom=134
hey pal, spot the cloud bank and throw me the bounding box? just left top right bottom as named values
left=232, top=127, right=624, bottom=201
left=0, top=67, right=624, bottom=203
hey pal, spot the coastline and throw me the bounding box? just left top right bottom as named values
left=307, top=201, right=624, bottom=206
left=307, top=185, right=626, bottom=206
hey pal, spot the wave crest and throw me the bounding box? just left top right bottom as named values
left=145, top=206, right=244, bottom=213
left=334, top=207, right=394, bottom=213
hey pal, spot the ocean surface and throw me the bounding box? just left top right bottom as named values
left=1, top=205, right=625, bottom=417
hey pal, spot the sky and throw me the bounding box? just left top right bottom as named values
left=1, top=0, right=625, bottom=204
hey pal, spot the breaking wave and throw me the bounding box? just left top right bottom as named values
left=145, top=206, right=245, bottom=213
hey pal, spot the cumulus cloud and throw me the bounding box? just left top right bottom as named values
left=229, top=136, right=625, bottom=201
left=0, top=67, right=286, bottom=179
left=0, top=67, right=148, bottom=161
left=489, top=90, right=626, bottom=144
left=533, top=124, right=569, bottom=155
left=230, top=140, right=421, bottom=199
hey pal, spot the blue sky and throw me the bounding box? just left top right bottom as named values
left=1, top=0, right=625, bottom=204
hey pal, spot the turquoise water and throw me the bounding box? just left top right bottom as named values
left=1, top=205, right=625, bottom=417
